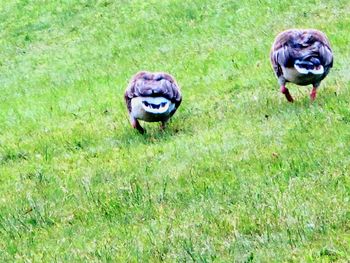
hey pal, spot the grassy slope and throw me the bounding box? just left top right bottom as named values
left=0, top=0, right=349, bottom=261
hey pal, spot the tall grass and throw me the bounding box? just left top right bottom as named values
left=0, top=0, right=349, bottom=261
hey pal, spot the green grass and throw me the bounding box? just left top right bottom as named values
left=0, top=0, right=349, bottom=261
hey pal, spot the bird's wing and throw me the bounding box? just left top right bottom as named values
left=124, top=71, right=147, bottom=112
left=308, top=30, right=333, bottom=67
left=270, top=30, right=296, bottom=77
left=318, top=41, right=333, bottom=68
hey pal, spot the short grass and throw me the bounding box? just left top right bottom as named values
left=0, top=0, right=349, bottom=261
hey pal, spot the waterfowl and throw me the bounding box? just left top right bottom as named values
left=270, top=29, right=333, bottom=102
left=124, top=71, right=182, bottom=134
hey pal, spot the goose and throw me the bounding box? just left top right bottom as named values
left=124, top=71, right=182, bottom=133
left=270, top=29, right=333, bottom=102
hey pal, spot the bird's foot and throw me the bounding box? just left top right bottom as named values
left=281, top=86, right=294, bottom=103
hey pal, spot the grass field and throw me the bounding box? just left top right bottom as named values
left=0, top=0, right=349, bottom=261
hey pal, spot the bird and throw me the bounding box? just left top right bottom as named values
left=124, top=71, right=182, bottom=134
left=270, top=29, right=333, bottom=102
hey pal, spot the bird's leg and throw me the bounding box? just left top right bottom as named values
left=281, top=86, right=294, bottom=102
left=160, top=121, right=167, bottom=131
left=310, top=86, right=317, bottom=101
left=130, top=116, right=145, bottom=134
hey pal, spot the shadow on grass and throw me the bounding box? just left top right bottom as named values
left=114, top=106, right=199, bottom=147
left=115, top=120, right=188, bottom=147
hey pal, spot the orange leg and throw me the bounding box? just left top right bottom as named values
left=310, top=87, right=317, bottom=101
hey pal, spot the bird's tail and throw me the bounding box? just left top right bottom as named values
left=294, top=59, right=324, bottom=75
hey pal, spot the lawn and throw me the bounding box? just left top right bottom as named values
left=0, top=0, right=349, bottom=261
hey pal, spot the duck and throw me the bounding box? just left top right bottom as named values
left=124, top=71, right=182, bottom=134
left=270, top=29, right=333, bottom=102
